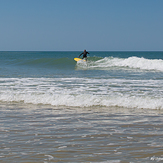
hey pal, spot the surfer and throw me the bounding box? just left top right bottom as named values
left=78, top=50, right=89, bottom=61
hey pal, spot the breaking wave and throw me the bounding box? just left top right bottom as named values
left=77, top=56, right=163, bottom=71
left=0, top=78, right=162, bottom=110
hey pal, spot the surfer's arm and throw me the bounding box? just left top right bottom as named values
left=78, top=53, right=83, bottom=58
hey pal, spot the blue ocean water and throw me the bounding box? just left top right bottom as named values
left=0, top=51, right=163, bottom=109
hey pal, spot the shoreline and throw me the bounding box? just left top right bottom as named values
left=1, top=103, right=163, bottom=162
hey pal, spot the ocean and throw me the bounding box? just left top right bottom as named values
left=0, top=51, right=163, bottom=162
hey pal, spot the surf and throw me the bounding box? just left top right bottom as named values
left=0, top=77, right=162, bottom=110
left=76, top=56, right=163, bottom=72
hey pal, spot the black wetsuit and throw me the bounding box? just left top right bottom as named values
left=78, top=51, right=89, bottom=59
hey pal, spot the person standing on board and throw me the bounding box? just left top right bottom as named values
left=78, top=50, right=89, bottom=61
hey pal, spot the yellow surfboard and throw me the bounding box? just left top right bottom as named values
left=74, top=58, right=86, bottom=62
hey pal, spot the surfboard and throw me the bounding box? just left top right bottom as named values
left=74, top=58, right=86, bottom=62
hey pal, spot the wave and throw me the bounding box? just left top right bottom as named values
left=77, top=56, right=163, bottom=71
left=0, top=78, right=162, bottom=110
left=1, top=92, right=162, bottom=110
left=3, top=55, right=163, bottom=72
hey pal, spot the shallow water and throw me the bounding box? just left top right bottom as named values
left=0, top=104, right=163, bottom=162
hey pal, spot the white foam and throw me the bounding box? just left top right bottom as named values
left=80, top=57, right=163, bottom=71
left=44, top=155, right=54, bottom=161
left=117, top=57, right=163, bottom=71
left=0, top=78, right=162, bottom=110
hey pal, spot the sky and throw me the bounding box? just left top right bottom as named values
left=0, top=0, right=163, bottom=51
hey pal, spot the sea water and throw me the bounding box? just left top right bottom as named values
left=0, top=51, right=163, bottom=162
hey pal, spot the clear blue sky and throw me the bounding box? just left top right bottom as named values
left=0, top=0, right=163, bottom=51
